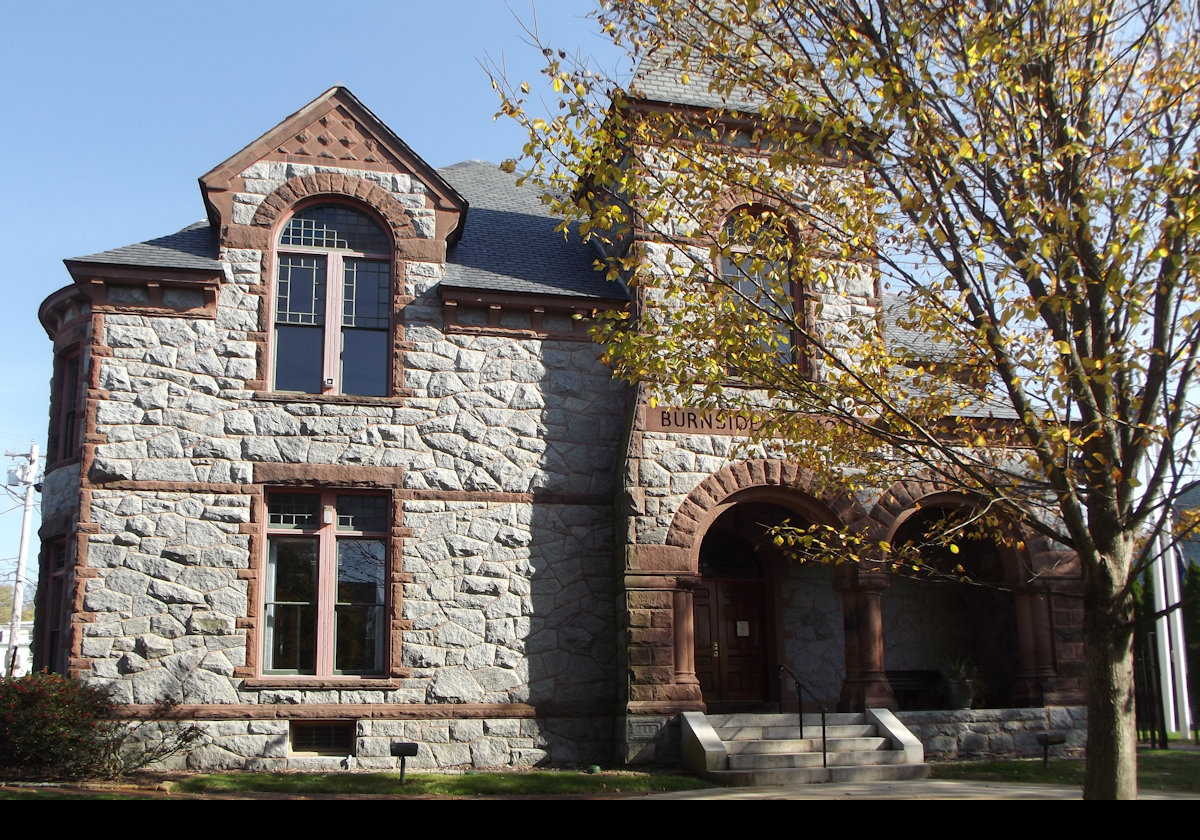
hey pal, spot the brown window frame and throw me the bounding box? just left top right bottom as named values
left=261, top=489, right=390, bottom=677
left=38, top=538, right=71, bottom=675
left=271, top=203, right=394, bottom=397
left=718, top=206, right=810, bottom=374
left=49, top=349, right=83, bottom=464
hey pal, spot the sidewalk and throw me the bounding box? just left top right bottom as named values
left=638, top=779, right=1197, bottom=800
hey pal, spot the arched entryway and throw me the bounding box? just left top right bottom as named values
left=692, top=497, right=846, bottom=712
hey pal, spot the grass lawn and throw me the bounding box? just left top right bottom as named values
left=174, top=769, right=709, bottom=797
left=930, top=749, right=1200, bottom=793
left=0, top=769, right=710, bottom=799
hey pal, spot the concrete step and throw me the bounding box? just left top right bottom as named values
left=728, top=748, right=909, bottom=770
left=712, top=762, right=932, bottom=787
left=715, top=724, right=877, bottom=741
left=706, top=712, right=864, bottom=728
left=681, top=708, right=927, bottom=788
left=727, top=735, right=890, bottom=755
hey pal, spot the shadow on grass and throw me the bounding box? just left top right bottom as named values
left=0, top=770, right=710, bottom=799
left=930, top=749, right=1200, bottom=793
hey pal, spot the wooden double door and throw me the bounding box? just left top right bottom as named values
left=693, top=578, right=770, bottom=710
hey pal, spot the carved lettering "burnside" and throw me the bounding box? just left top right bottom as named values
left=645, top=408, right=764, bottom=435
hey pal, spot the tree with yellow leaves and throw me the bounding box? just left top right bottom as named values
left=491, top=0, right=1200, bottom=798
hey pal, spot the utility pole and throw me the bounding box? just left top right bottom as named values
left=5, top=442, right=38, bottom=677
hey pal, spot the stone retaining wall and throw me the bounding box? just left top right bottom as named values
left=897, top=706, right=1088, bottom=760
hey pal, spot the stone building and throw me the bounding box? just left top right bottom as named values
left=35, top=83, right=1085, bottom=771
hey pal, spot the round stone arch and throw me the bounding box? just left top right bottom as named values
left=864, top=478, right=1031, bottom=584
left=249, top=172, right=419, bottom=250
left=665, top=458, right=867, bottom=572
left=645, top=459, right=874, bottom=711
left=866, top=479, right=1056, bottom=708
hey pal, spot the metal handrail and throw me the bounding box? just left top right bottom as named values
left=778, top=664, right=827, bottom=768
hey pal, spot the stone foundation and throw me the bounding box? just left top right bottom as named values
left=133, top=714, right=614, bottom=772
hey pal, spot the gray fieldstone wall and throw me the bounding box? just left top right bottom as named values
left=130, top=715, right=611, bottom=772
left=401, top=500, right=616, bottom=707
left=45, top=156, right=629, bottom=769
left=779, top=563, right=844, bottom=706
left=898, top=707, right=1088, bottom=760
left=81, top=490, right=249, bottom=705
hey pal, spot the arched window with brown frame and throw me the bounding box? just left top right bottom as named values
left=272, top=203, right=394, bottom=397
left=719, top=205, right=809, bottom=374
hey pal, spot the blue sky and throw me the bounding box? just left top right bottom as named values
left=0, top=0, right=626, bottom=590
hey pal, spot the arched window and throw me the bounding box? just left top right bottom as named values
left=273, top=204, right=393, bottom=396
left=719, top=207, right=807, bottom=369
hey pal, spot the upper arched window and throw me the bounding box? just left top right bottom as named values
left=719, top=207, right=807, bottom=369
left=273, top=204, right=393, bottom=396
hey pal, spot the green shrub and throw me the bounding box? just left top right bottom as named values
left=0, top=671, right=115, bottom=779
left=0, top=672, right=201, bottom=780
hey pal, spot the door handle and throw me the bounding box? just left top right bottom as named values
left=712, top=642, right=719, bottom=659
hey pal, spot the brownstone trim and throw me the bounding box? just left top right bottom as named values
left=255, top=463, right=405, bottom=488
left=109, top=702, right=612, bottom=720
left=80, top=481, right=254, bottom=493
left=400, top=490, right=612, bottom=505
left=39, top=285, right=92, bottom=342
left=661, top=458, right=868, bottom=570
left=439, top=287, right=625, bottom=342
left=239, top=678, right=410, bottom=690
left=252, top=392, right=412, bottom=406
left=625, top=700, right=707, bottom=715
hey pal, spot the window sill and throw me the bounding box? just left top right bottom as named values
left=253, top=391, right=412, bottom=407
left=241, top=676, right=410, bottom=690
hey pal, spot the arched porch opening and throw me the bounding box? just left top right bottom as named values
left=881, top=502, right=1023, bottom=709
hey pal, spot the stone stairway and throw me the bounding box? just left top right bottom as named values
left=681, top=708, right=930, bottom=786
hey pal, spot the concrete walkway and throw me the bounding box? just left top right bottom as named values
left=639, top=779, right=1196, bottom=799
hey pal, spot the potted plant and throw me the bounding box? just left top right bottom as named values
left=941, top=652, right=977, bottom=709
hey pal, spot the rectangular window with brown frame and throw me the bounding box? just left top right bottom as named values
left=262, top=490, right=388, bottom=676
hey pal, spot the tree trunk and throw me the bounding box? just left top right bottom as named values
left=1081, top=550, right=1138, bottom=800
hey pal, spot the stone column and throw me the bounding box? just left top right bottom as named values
left=1011, top=589, right=1057, bottom=706
left=836, top=567, right=896, bottom=711
left=673, top=577, right=700, bottom=687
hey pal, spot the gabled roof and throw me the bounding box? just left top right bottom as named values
left=198, top=86, right=466, bottom=234
left=64, top=221, right=221, bottom=273
left=439, top=161, right=627, bottom=302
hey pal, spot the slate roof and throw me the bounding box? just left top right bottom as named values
left=881, top=293, right=953, bottom=363
left=630, top=52, right=767, bottom=113
left=439, top=160, right=627, bottom=301
left=61, top=164, right=624, bottom=302
left=881, top=293, right=1017, bottom=419
left=66, top=221, right=222, bottom=272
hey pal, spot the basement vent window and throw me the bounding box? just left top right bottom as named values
left=289, top=721, right=356, bottom=756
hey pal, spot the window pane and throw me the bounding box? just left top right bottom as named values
left=336, top=495, right=388, bottom=532
left=335, top=539, right=386, bottom=673
left=264, top=537, right=318, bottom=673
left=342, top=260, right=390, bottom=329
left=275, top=325, right=325, bottom=393
left=267, top=493, right=320, bottom=529
left=275, top=257, right=326, bottom=325
left=341, top=328, right=388, bottom=396
left=280, top=206, right=390, bottom=254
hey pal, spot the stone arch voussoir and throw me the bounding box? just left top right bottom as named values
left=249, top=173, right=417, bottom=243
left=863, top=477, right=1050, bottom=585
left=664, top=459, right=868, bottom=569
